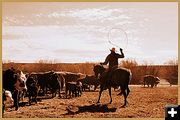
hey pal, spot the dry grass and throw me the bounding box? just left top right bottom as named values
left=3, top=86, right=178, bottom=118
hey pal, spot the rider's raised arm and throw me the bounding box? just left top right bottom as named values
left=116, top=48, right=124, bottom=58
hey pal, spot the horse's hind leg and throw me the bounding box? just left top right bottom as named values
left=121, top=89, right=127, bottom=108
left=97, top=88, right=103, bottom=103
left=125, top=86, right=130, bottom=105
left=108, top=87, right=112, bottom=104
left=126, top=86, right=130, bottom=96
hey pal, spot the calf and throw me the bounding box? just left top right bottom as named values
left=3, top=89, right=14, bottom=112
left=65, top=82, right=81, bottom=98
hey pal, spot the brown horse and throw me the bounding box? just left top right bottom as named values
left=93, top=64, right=132, bottom=107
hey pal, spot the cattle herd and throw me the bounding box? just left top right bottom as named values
left=2, top=66, right=162, bottom=113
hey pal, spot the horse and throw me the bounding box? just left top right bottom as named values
left=93, top=64, right=132, bottom=107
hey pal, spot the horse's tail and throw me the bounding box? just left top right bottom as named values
left=118, top=71, right=131, bottom=96
left=126, top=71, right=132, bottom=96
left=128, top=70, right=132, bottom=84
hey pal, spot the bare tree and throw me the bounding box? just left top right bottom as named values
left=163, top=59, right=178, bottom=85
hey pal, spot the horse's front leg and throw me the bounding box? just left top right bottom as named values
left=97, top=87, right=103, bottom=103
left=109, top=87, right=112, bottom=104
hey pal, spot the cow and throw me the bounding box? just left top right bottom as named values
left=77, top=75, right=100, bottom=91
left=29, top=71, right=54, bottom=96
left=93, top=64, right=131, bottom=107
left=3, top=68, right=27, bottom=110
left=143, top=75, right=160, bottom=88
left=3, top=89, right=14, bottom=113
left=29, top=71, right=64, bottom=98
left=26, top=76, right=39, bottom=105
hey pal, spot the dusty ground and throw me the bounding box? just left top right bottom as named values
left=3, top=86, right=178, bottom=118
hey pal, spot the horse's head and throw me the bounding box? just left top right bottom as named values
left=93, top=64, right=106, bottom=79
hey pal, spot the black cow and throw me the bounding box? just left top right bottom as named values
left=143, top=75, right=160, bottom=88
left=3, top=68, right=27, bottom=110
left=29, top=72, right=49, bottom=96
left=30, top=71, right=64, bottom=98
left=26, top=76, right=39, bottom=105
left=46, top=72, right=62, bottom=98
left=29, top=71, right=53, bottom=96
left=29, top=72, right=45, bottom=95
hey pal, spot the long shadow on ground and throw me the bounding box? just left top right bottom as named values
left=64, top=103, right=117, bottom=115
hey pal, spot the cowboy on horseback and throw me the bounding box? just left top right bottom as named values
left=95, top=48, right=130, bottom=107
left=100, top=47, right=124, bottom=89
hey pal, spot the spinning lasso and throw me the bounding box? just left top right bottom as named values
left=108, top=28, right=128, bottom=50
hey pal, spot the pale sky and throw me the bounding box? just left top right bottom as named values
left=2, top=2, right=178, bottom=64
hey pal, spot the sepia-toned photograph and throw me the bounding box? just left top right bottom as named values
left=2, top=2, right=178, bottom=118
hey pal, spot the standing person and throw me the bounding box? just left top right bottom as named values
left=100, top=47, right=124, bottom=89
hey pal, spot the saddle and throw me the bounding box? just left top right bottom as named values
left=107, top=65, right=118, bottom=74
left=103, top=66, right=118, bottom=88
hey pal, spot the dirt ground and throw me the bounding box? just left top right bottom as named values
left=3, top=86, right=178, bottom=118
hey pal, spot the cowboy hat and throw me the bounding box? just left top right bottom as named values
left=110, top=47, right=116, bottom=52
